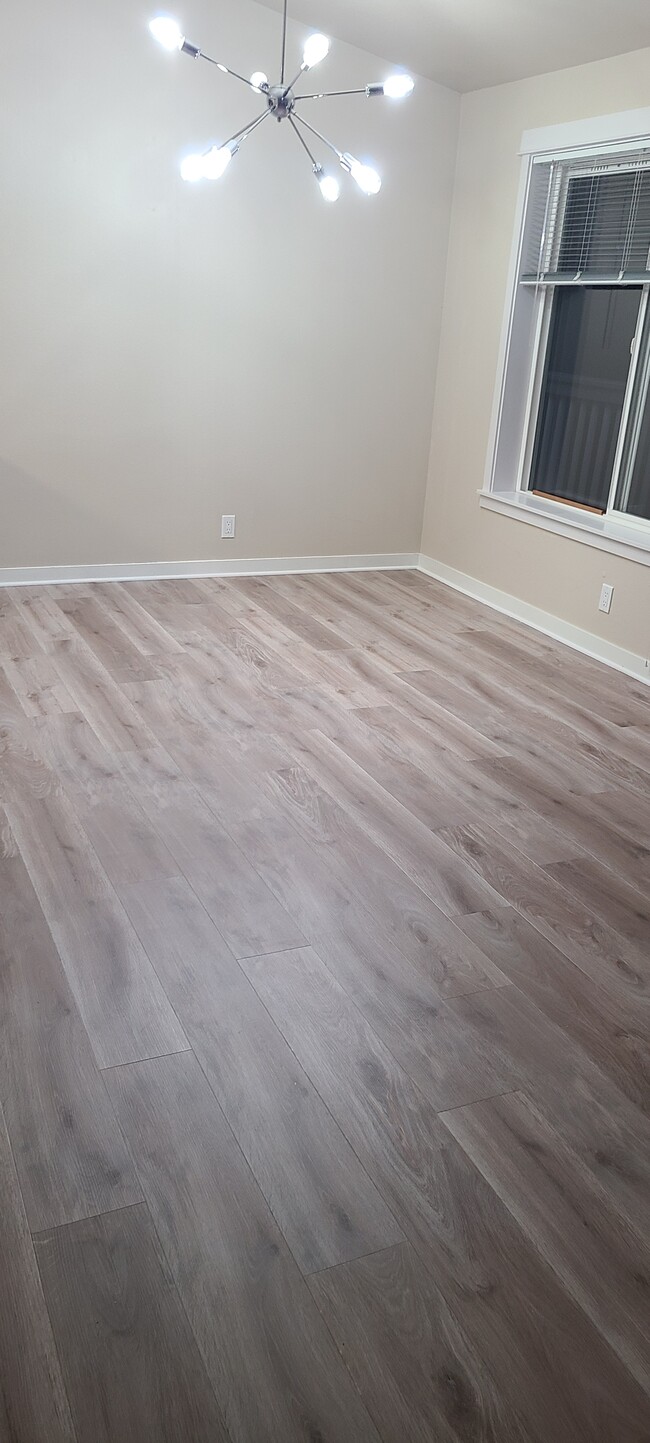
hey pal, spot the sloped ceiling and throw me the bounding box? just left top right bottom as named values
left=258, top=0, right=650, bottom=91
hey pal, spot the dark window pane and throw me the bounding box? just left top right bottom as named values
left=529, top=286, right=640, bottom=509
left=615, top=334, right=650, bottom=520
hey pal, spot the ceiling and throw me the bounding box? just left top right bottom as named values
left=259, top=0, right=650, bottom=92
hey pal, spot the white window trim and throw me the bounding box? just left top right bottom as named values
left=483, top=105, right=650, bottom=565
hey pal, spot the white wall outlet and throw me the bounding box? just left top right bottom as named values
left=599, top=582, right=614, bottom=614
left=221, top=514, right=236, bottom=539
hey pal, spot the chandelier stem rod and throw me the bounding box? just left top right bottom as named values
left=295, top=89, right=370, bottom=100
left=288, top=116, right=318, bottom=167
left=199, top=51, right=260, bottom=91
left=293, top=111, right=342, bottom=161
left=225, top=109, right=272, bottom=148
left=280, top=0, right=289, bottom=84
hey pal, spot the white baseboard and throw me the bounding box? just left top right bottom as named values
left=3, top=545, right=647, bottom=683
left=418, top=554, right=650, bottom=685
left=0, top=552, right=418, bottom=588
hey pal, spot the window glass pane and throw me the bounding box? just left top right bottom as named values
left=615, top=313, right=650, bottom=520
left=529, top=286, right=640, bottom=509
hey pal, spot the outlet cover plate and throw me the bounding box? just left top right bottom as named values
left=221, top=515, right=236, bottom=539
left=599, top=582, right=614, bottom=614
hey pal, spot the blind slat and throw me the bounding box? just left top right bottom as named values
left=522, top=150, right=650, bottom=286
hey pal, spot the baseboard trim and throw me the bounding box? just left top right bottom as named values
left=418, top=554, right=650, bottom=685
left=0, top=552, right=418, bottom=588
left=3, top=548, right=646, bottom=682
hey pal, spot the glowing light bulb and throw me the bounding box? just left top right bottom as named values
left=318, top=172, right=340, bottom=202
left=382, top=74, right=414, bottom=99
left=341, top=153, right=381, bottom=195
left=180, top=152, right=205, bottom=182
left=201, top=143, right=235, bottom=179
left=149, top=16, right=184, bottom=50
left=250, top=71, right=269, bottom=91
left=302, top=33, right=330, bottom=69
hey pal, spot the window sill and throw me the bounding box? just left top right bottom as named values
left=479, top=489, right=650, bottom=567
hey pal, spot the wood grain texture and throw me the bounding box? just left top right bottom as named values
left=35, top=1203, right=228, bottom=1443
left=1, top=568, right=649, bottom=1442
left=120, top=875, right=402, bottom=1273
left=0, top=1107, right=76, bottom=1442
left=309, top=1241, right=524, bottom=1443
left=6, top=788, right=189, bottom=1067
left=0, top=822, right=140, bottom=1230
left=246, top=945, right=650, bottom=1443
left=441, top=1090, right=650, bottom=1391
left=106, top=1051, right=381, bottom=1443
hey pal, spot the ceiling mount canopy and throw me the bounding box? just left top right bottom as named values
left=149, top=1, right=415, bottom=201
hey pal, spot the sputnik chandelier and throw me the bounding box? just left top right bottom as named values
left=149, top=2, right=415, bottom=201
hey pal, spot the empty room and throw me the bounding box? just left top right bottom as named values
left=1, top=0, right=650, bottom=1439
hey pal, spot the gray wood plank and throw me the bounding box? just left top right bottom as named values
left=105, top=1050, right=382, bottom=1443
left=0, top=818, right=141, bottom=1230
left=36, top=1204, right=229, bottom=1443
left=120, top=875, right=402, bottom=1273
left=0, top=1106, right=76, bottom=1442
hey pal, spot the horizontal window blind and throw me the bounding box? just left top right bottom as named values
left=521, top=151, right=650, bottom=285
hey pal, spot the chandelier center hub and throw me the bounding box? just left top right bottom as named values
left=267, top=84, right=295, bottom=121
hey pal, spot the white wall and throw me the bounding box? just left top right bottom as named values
left=421, top=47, right=650, bottom=661
left=0, top=0, right=459, bottom=568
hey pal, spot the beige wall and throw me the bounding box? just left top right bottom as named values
left=421, top=47, right=650, bottom=662
left=0, top=0, right=459, bottom=568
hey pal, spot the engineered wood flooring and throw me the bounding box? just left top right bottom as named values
left=1, top=569, right=649, bottom=1442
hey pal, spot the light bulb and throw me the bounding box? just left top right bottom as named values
left=250, top=71, right=269, bottom=91
left=302, top=32, right=330, bottom=69
left=201, top=144, right=235, bottom=179
left=180, top=152, right=205, bottom=182
left=382, top=74, right=415, bottom=99
left=149, top=16, right=184, bottom=50
left=318, top=173, right=340, bottom=203
left=341, top=153, right=382, bottom=195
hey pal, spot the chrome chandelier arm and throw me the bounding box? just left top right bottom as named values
left=196, top=49, right=262, bottom=91
left=280, top=0, right=289, bottom=84
left=292, top=111, right=343, bottom=161
left=295, top=88, right=376, bottom=100
left=225, top=109, right=273, bottom=148
left=288, top=115, right=318, bottom=167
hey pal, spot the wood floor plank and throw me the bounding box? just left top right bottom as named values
left=443, top=978, right=650, bottom=1236
left=436, top=821, right=650, bottom=999
left=218, top=795, right=517, bottom=1109
left=245, top=945, right=650, bottom=1443
left=3, top=654, right=76, bottom=717
left=458, top=905, right=650, bottom=1110
left=309, top=1241, right=526, bottom=1443
left=545, top=853, right=650, bottom=947
left=0, top=819, right=141, bottom=1230
left=123, top=766, right=304, bottom=959
left=55, top=593, right=161, bottom=684
left=106, top=1050, right=382, bottom=1443
left=441, top=1090, right=650, bottom=1392
left=36, top=1203, right=229, bottom=1443
left=474, top=753, right=650, bottom=890
left=120, top=875, right=402, bottom=1274
left=0, top=1107, right=77, bottom=1442
left=1, top=569, right=649, bottom=1441
left=313, top=703, right=578, bottom=867
left=51, top=635, right=158, bottom=753
left=6, top=789, right=189, bottom=1067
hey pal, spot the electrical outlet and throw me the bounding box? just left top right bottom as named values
left=599, top=582, right=614, bottom=614
left=221, top=514, right=236, bottom=539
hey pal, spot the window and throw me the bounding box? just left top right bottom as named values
left=487, top=117, right=650, bottom=558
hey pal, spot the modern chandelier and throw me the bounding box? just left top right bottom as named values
left=149, top=1, right=415, bottom=201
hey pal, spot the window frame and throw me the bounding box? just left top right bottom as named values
left=484, top=106, right=650, bottom=566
